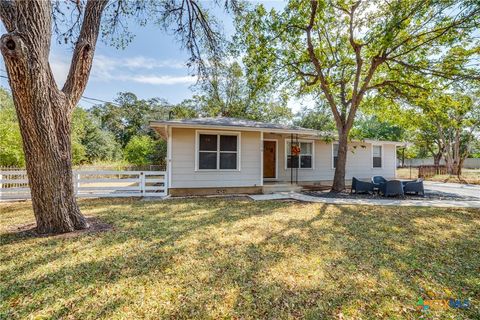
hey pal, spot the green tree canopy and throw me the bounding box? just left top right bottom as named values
left=350, top=115, right=405, bottom=142
left=72, top=108, right=122, bottom=165
left=124, top=135, right=162, bottom=166
left=192, top=60, right=293, bottom=123
left=235, top=0, right=480, bottom=191
left=0, top=88, right=24, bottom=167
left=90, top=92, right=171, bottom=147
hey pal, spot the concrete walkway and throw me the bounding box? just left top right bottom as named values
left=249, top=192, right=480, bottom=208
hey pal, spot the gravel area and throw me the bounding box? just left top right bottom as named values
left=302, top=190, right=479, bottom=201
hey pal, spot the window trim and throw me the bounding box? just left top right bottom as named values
left=371, top=143, right=383, bottom=169
left=284, top=139, right=315, bottom=170
left=332, top=143, right=339, bottom=169
left=195, top=130, right=241, bottom=171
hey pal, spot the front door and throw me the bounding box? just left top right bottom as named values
left=263, top=140, right=276, bottom=179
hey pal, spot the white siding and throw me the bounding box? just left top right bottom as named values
left=170, top=128, right=262, bottom=188
left=169, top=129, right=397, bottom=188
left=264, top=133, right=396, bottom=182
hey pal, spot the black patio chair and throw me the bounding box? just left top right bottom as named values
left=371, top=176, right=387, bottom=192
left=404, top=179, right=425, bottom=196
left=351, top=177, right=374, bottom=194
left=380, top=180, right=404, bottom=197
left=401, top=179, right=417, bottom=188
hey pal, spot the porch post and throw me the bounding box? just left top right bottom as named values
left=290, top=133, right=293, bottom=185
left=260, top=131, right=264, bottom=186
left=295, top=134, right=299, bottom=185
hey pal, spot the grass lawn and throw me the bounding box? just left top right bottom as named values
left=1, top=198, right=479, bottom=319
left=396, top=168, right=480, bottom=185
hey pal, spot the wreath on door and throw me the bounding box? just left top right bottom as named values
left=291, top=144, right=301, bottom=156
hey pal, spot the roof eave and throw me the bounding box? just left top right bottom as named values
left=149, top=121, right=321, bottom=136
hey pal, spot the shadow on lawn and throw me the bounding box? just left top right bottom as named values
left=1, top=198, right=479, bottom=319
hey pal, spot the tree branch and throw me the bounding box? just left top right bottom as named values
left=62, top=0, right=108, bottom=107
left=306, top=0, right=341, bottom=125
left=365, top=80, right=427, bottom=92
left=386, top=6, right=480, bottom=58
left=348, top=1, right=363, bottom=116
left=345, top=55, right=384, bottom=129
left=388, top=58, right=480, bottom=81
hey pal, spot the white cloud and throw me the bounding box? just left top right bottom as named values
left=91, top=54, right=118, bottom=81
left=49, top=52, right=71, bottom=87
left=48, top=53, right=189, bottom=87
left=91, top=54, right=186, bottom=81
left=88, top=54, right=191, bottom=85
left=131, top=75, right=196, bottom=85
left=123, top=56, right=185, bottom=69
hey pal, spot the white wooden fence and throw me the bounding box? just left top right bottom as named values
left=0, top=170, right=168, bottom=200
left=399, top=158, right=480, bottom=169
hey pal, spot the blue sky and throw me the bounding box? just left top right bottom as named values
left=1, top=1, right=302, bottom=111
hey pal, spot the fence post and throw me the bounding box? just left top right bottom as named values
left=163, top=171, right=168, bottom=196
left=140, top=172, right=145, bottom=197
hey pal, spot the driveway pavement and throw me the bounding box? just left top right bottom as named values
left=423, top=181, right=480, bottom=199
left=249, top=192, right=480, bottom=208
left=249, top=181, right=480, bottom=208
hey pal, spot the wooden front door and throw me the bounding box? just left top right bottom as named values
left=263, top=140, right=276, bottom=179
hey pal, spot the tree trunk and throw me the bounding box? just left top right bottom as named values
left=433, top=151, right=442, bottom=166
left=331, top=130, right=348, bottom=192
left=457, top=157, right=464, bottom=177
left=0, top=0, right=105, bottom=233
left=0, top=39, right=87, bottom=233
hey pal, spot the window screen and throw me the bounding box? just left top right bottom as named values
left=333, top=144, right=339, bottom=168
left=198, top=133, right=238, bottom=170
left=199, top=134, right=217, bottom=151
left=373, top=145, right=382, bottom=168
left=286, top=141, right=313, bottom=169
left=220, top=135, right=237, bottom=151
left=199, top=152, right=217, bottom=169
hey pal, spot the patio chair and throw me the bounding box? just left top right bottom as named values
left=401, top=179, right=417, bottom=188
left=351, top=177, right=374, bottom=194
left=403, top=179, right=425, bottom=196
left=371, top=176, right=387, bottom=192
left=380, top=180, right=404, bottom=197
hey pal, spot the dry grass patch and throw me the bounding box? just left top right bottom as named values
left=397, top=167, right=480, bottom=185
left=1, top=198, right=479, bottom=319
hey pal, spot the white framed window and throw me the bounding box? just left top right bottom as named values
left=195, top=131, right=241, bottom=171
left=285, top=140, right=314, bottom=169
left=372, top=145, right=382, bottom=168
left=332, top=143, right=339, bottom=169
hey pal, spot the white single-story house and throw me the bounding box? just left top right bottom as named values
left=150, top=117, right=402, bottom=196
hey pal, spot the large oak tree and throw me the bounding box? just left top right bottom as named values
left=0, top=0, right=236, bottom=234
left=237, top=0, right=480, bottom=191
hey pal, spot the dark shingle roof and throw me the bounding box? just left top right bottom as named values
left=150, top=117, right=320, bottom=133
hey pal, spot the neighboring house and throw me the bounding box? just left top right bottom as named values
left=150, top=117, right=401, bottom=196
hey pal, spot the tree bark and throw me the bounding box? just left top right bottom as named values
left=0, top=0, right=106, bottom=233
left=433, top=150, right=442, bottom=166
left=457, top=157, right=464, bottom=177
left=331, top=130, right=348, bottom=192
